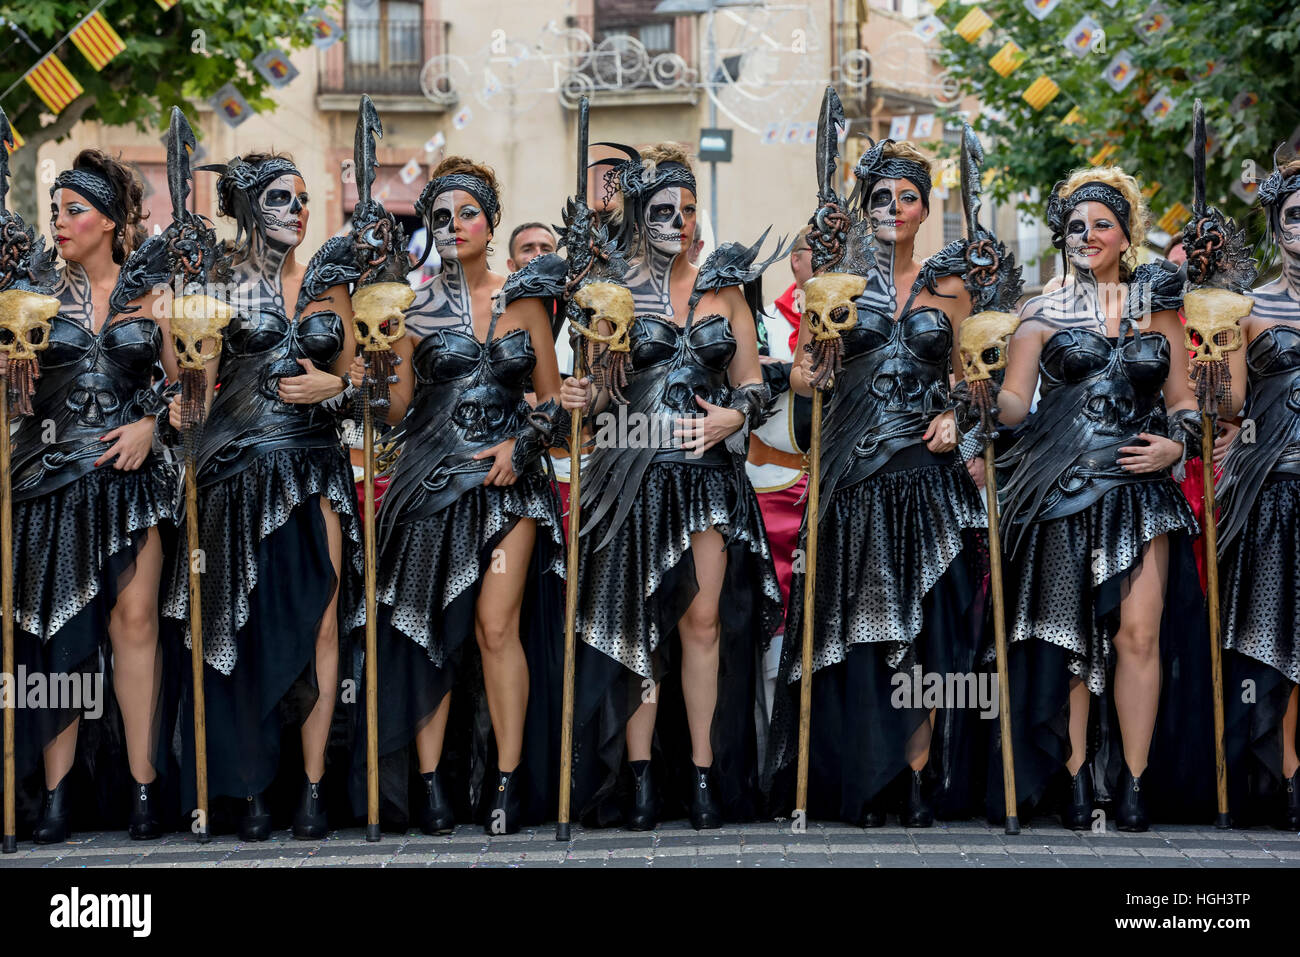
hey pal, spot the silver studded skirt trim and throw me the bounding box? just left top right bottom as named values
left=1003, top=478, right=1198, bottom=696
left=13, top=461, right=175, bottom=643
left=784, top=459, right=987, bottom=684
left=161, top=445, right=362, bottom=676
left=575, top=461, right=784, bottom=679
left=376, top=471, right=566, bottom=663
left=1221, top=475, right=1300, bottom=685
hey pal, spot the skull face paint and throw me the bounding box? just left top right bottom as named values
left=1278, top=190, right=1300, bottom=260
left=644, top=186, right=696, bottom=256
left=866, top=178, right=924, bottom=245
left=428, top=189, right=490, bottom=262
left=258, top=174, right=308, bottom=248
left=1064, top=201, right=1128, bottom=274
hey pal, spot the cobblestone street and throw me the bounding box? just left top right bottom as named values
left=4, top=818, right=1300, bottom=868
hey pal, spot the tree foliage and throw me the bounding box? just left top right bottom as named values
left=932, top=0, right=1300, bottom=229
left=0, top=0, right=321, bottom=221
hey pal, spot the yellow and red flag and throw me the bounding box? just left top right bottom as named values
left=989, top=41, right=1026, bottom=78
left=70, top=10, right=127, bottom=70
left=1157, top=202, right=1191, bottom=235
left=155, top=0, right=179, bottom=9
left=25, top=52, right=83, bottom=114
left=1022, top=75, right=1060, bottom=110
left=4, top=126, right=23, bottom=154
left=956, top=7, right=994, bottom=43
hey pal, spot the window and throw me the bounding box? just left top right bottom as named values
left=346, top=0, right=422, bottom=67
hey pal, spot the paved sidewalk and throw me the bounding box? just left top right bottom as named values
left=3, top=817, right=1300, bottom=867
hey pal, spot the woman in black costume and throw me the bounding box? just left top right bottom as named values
left=561, top=142, right=783, bottom=830
left=6, top=150, right=175, bottom=843
left=765, top=137, right=988, bottom=828
left=992, top=166, right=1214, bottom=831
left=1218, top=154, right=1300, bottom=827
left=349, top=156, right=566, bottom=835
left=163, top=152, right=363, bottom=840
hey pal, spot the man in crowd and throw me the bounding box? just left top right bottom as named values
left=506, top=221, right=558, bottom=272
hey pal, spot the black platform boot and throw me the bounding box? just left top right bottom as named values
left=419, top=769, right=454, bottom=835
left=901, top=769, right=934, bottom=828
left=627, top=760, right=657, bottom=831
left=485, top=769, right=523, bottom=836
left=292, top=776, right=328, bottom=840
left=238, top=792, right=272, bottom=842
left=1062, top=767, right=1094, bottom=831
left=1116, top=764, right=1149, bottom=833
left=127, top=778, right=162, bottom=840
left=32, top=776, right=73, bottom=845
left=1279, top=769, right=1300, bottom=831
left=860, top=806, right=887, bottom=828
left=689, top=765, right=721, bottom=831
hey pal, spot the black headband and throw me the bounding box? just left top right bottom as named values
left=853, top=139, right=932, bottom=209
left=51, top=168, right=125, bottom=225
left=416, top=173, right=501, bottom=231
left=203, top=156, right=303, bottom=218
left=619, top=159, right=697, bottom=207
left=1259, top=168, right=1300, bottom=212
left=1047, top=180, right=1133, bottom=247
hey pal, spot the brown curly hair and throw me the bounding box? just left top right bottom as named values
left=58, top=149, right=148, bottom=264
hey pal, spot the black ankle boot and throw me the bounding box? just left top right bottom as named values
left=689, top=765, right=721, bottom=831
left=419, top=769, right=454, bottom=835
left=127, top=779, right=162, bottom=840
left=901, top=769, right=934, bottom=828
left=1063, top=767, right=1094, bottom=831
left=292, top=776, right=327, bottom=840
left=1280, top=769, right=1300, bottom=831
left=485, top=769, right=523, bottom=836
left=860, top=807, right=887, bottom=828
left=627, top=761, right=656, bottom=831
left=1116, top=764, right=1149, bottom=832
left=238, top=792, right=271, bottom=842
left=33, top=776, right=72, bottom=845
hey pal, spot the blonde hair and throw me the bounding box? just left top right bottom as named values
left=1058, top=165, right=1148, bottom=273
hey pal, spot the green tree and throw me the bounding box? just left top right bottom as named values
left=932, top=0, right=1300, bottom=229
left=0, top=0, right=323, bottom=223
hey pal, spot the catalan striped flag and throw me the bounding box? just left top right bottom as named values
left=70, top=10, right=127, bottom=70
left=956, top=7, right=994, bottom=43
left=1022, top=75, right=1060, bottom=110
left=1142, top=181, right=1162, bottom=200
left=1089, top=143, right=1118, bottom=166
left=4, top=126, right=23, bottom=153
left=1157, top=202, right=1191, bottom=235
left=25, top=52, right=84, bottom=114
left=1061, top=106, right=1084, bottom=126
left=989, top=41, right=1025, bottom=77
left=155, top=0, right=179, bottom=9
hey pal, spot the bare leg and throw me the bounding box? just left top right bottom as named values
left=906, top=711, right=936, bottom=772
left=1283, top=685, right=1300, bottom=779
left=679, top=528, right=727, bottom=768
left=42, top=722, right=79, bottom=790
left=475, top=518, right=535, bottom=773
left=415, top=695, right=452, bottom=773
left=1112, top=535, right=1169, bottom=776
left=626, top=692, right=658, bottom=763
left=300, top=499, right=343, bottom=783
left=109, top=527, right=164, bottom=784
left=1066, top=679, right=1090, bottom=776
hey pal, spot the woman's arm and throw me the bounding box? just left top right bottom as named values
left=1152, top=308, right=1197, bottom=414
left=995, top=301, right=1048, bottom=427
left=723, top=285, right=762, bottom=389
left=509, top=297, right=562, bottom=405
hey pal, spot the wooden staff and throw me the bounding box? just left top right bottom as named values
left=555, top=343, right=585, bottom=842
left=1200, top=410, right=1230, bottom=828
left=1, top=381, right=14, bottom=854
left=173, top=293, right=232, bottom=843
left=793, top=272, right=863, bottom=823
left=1184, top=285, right=1253, bottom=830
left=0, top=290, right=60, bottom=853
left=981, top=410, right=1019, bottom=834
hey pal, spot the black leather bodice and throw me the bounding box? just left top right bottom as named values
left=1000, top=326, right=1174, bottom=534
left=195, top=306, right=346, bottom=485
left=628, top=313, right=736, bottom=465
left=13, top=314, right=164, bottom=501
left=378, top=322, right=538, bottom=537
left=1219, top=324, right=1300, bottom=548
left=819, top=300, right=955, bottom=499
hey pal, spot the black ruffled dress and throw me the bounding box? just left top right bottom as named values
left=162, top=240, right=363, bottom=815
left=571, top=260, right=784, bottom=827
left=8, top=266, right=178, bottom=834
left=764, top=272, right=987, bottom=824
left=989, top=279, right=1215, bottom=822
left=349, top=290, right=565, bottom=830
left=1218, top=324, right=1300, bottom=823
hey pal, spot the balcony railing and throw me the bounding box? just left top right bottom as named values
left=318, top=19, right=444, bottom=97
